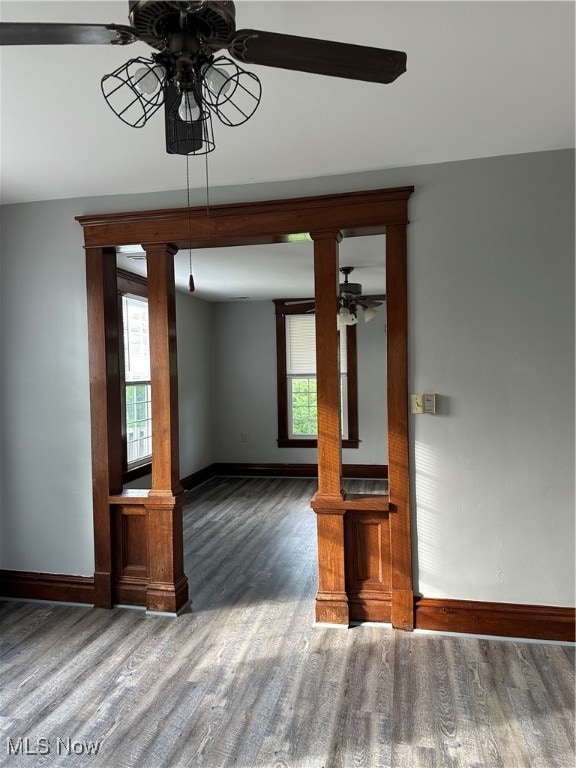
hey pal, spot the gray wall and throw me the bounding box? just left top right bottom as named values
left=176, top=292, right=214, bottom=479
left=0, top=200, right=94, bottom=573
left=0, top=149, right=573, bottom=606
left=405, top=152, right=574, bottom=605
left=211, top=300, right=387, bottom=464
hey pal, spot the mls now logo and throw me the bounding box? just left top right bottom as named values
left=7, top=737, right=101, bottom=756
left=6, top=739, right=50, bottom=756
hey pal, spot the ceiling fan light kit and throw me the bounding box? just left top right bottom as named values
left=338, top=305, right=359, bottom=327
left=200, top=55, right=262, bottom=127
left=101, top=56, right=166, bottom=128
left=362, top=306, right=379, bottom=323
left=164, top=81, right=216, bottom=155
left=289, top=266, right=384, bottom=328
left=0, top=0, right=407, bottom=156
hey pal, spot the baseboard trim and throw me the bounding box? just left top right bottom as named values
left=414, top=597, right=575, bottom=642
left=1, top=571, right=573, bottom=641
left=211, top=462, right=388, bottom=479
left=181, top=463, right=388, bottom=487
left=0, top=570, right=95, bottom=605
left=180, top=464, right=219, bottom=490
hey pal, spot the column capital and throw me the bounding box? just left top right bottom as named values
left=142, top=242, right=179, bottom=257
left=309, top=229, right=343, bottom=243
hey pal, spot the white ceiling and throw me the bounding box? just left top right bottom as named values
left=1, top=0, right=574, bottom=299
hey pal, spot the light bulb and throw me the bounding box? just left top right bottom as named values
left=133, top=65, right=164, bottom=95
left=178, top=91, right=201, bottom=123
left=339, top=306, right=354, bottom=326
left=203, top=64, right=231, bottom=96
left=363, top=307, right=378, bottom=323
left=340, top=305, right=358, bottom=326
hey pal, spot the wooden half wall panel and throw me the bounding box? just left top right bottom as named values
left=112, top=503, right=148, bottom=606
left=345, top=510, right=392, bottom=622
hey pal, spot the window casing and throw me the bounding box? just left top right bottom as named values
left=274, top=299, right=359, bottom=448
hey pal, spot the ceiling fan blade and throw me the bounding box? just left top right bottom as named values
left=228, top=29, right=406, bottom=84
left=0, top=22, right=139, bottom=46
left=359, top=299, right=384, bottom=309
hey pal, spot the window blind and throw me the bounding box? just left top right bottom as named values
left=285, top=314, right=347, bottom=374
left=122, top=295, right=151, bottom=383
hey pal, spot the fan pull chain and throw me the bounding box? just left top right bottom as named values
left=186, top=154, right=195, bottom=293
left=186, top=152, right=211, bottom=293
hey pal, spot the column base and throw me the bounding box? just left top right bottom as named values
left=391, top=589, right=414, bottom=630
left=315, top=590, right=349, bottom=625
left=146, top=574, right=189, bottom=614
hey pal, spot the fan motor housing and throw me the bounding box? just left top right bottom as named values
left=128, top=1, right=236, bottom=47
left=340, top=282, right=363, bottom=297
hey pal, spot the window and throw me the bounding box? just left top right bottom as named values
left=275, top=300, right=359, bottom=448
left=122, top=295, right=152, bottom=468
left=117, top=269, right=151, bottom=481
left=286, top=314, right=350, bottom=439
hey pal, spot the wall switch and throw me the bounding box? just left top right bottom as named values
left=411, top=393, right=437, bottom=414
left=411, top=394, right=424, bottom=414
left=241, top=433, right=249, bottom=442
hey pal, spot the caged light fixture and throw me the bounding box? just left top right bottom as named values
left=101, top=49, right=261, bottom=155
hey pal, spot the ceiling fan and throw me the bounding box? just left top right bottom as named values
left=288, top=266, right=385, bottom=326
left=338, top=266, right=384, bottom=325
left=0, top=1, right=407, bottom=155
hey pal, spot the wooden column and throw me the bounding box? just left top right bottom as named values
left=386, top=225, right=414, bottom=629
left=143, top=243, right=189, bottom=613
left=85, top=246, right=123, bottom=608
left=310, top=230, right=348, bottom=624
left=312, top=231, right=344, bottom=498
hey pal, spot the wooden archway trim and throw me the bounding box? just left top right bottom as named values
left=77, top=185, right=414, bottom=625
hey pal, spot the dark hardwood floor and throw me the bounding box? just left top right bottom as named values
left=1, top=478, right=574, bottom=767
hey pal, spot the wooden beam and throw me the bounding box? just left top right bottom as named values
left=76, top=187, right=413, bottom=249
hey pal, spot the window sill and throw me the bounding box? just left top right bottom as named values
left=123, top=462, right=152, bottom=484
left=278, top=439, right=360, bottom=449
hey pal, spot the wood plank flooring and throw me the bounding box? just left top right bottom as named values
left=1, top=477, right=574, bottom=768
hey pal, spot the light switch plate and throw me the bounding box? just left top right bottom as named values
left=411, top=393, right=437, bottom=414
left=411, top=394, right=424, bottom=414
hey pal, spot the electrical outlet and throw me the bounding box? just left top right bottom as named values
left=241, top=433, right=249, bottom=442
